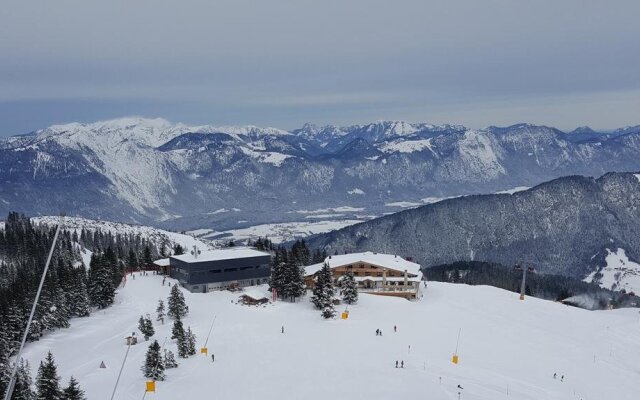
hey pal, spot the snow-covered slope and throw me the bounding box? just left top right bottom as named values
left=586, top=248, right=640, bottom=293
left=32, top=216, right=214, bottom=252
left=18, top=277, right=640, bottom=400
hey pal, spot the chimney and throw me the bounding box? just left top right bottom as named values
left=404, top=269, right=408, bottom=289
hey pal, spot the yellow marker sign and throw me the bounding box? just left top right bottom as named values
left=341, top=311, right=349, bottom=320
left=200, top=347, right=208, bottom=356
left=452, top=355, right=459, bottom=364
left=146, top=380, right=156, bottom=392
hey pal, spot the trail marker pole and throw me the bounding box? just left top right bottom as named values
left=452, top=328, right=462, bottom=364
left=515, top=265, right=535, bottom=300
left=4, top=214, right=64, bottom=400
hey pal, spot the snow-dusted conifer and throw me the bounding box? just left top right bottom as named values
left=171, top=317, right=185, bottom=341
left=139, top=315, right=154, bottom=340
left=61, top=377, right=86, bottom=400
left=163, top=350, right=178, bottom=369
left=142, top=340, right=165, bottom=381
left=178, top=327, right=197, bottom=358
left=13, top=359, right=35, bottom=400
left=167, top=285, right=188, bottom=319
left=340, top=271, right=358, bottom=305
left=283, top=262, right=306, bottom=301
left=87, top=254, right=115, bottom=309
left=36, top=351, right=61, bottom=400
left=156, top=300, right=165, bottom=324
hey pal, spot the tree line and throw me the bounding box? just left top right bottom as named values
left=426, top=261, right=639, bottom=310
left=0, top=212, right=182, bottom=398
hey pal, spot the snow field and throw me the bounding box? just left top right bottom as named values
left=19, top=276, right=640, bottom=400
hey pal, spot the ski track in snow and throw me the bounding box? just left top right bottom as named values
left=17, top=278, right=640, bottom=400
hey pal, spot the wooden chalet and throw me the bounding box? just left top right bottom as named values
left=304, top=252, right=423, bottom=300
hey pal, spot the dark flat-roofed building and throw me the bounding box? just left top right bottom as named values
left=169, top=247, right=271, bottom=293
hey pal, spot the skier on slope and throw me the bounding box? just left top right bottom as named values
left=394, top=325, right=397, bottom=332
left=395, top=361, right=398, bottom=368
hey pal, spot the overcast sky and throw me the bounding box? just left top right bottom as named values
left=1, top=0, right=639, bottom=135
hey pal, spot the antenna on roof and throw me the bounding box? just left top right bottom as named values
left=191, top=245, right=200, bottom=259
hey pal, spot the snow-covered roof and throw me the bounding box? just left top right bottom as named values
left=153, top=258, right=170, bottom=266
left=305, top=252, right=422, bottom=277
left=170, top=247, right=270, bottom=263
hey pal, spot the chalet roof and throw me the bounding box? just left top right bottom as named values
left=304, top=252, right=422, bottom=278
left=153, top=258, right=170, bottom=267
left=170, top=247, right=270, bottom=264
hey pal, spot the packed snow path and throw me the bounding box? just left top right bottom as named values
left=21, top=275, right=640, bottom=400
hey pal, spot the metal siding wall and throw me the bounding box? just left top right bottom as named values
left=170, top=255, right=271, bottom=286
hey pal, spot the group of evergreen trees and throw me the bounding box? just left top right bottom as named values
left=0, top=212, right=185, bottom=397
left=268, top=247, right=306, bottom=302
left=142, top=285, right=196, bottom=380
left=0, top=351, right=86, bottom=400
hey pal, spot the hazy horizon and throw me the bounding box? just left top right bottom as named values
left=2, top=0, right=639, bottom=136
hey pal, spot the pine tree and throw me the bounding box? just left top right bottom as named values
left=171, top=317, right=185, bottom=341
left=311, top=263, right=336, bottom=318
left=87, top=254, right=116, bottom=309
left=311, top=262, right=332, bottom=309
left=127, top=249, right=138, bottom=271
left=61, top=377, right=86, bottom=400
left=340, top=271, right=358, bottom=305
left=36, top=351, right=61, bottom=400
left=321, top=302, right=336, bottom=319
left=167, top=285, right=188, bottom=319
left=12, top=359, right=35, bottom=400
left=177, top=326, right=197, bottom=358
left=163, top=350, right=178, bottom=369
left=173, top=244, right=184, bottom=255
left=138, top=315, right=155, bottom=340
left=67, top=268, right=90, bottom=317
left=142, top=246, right=153, bottom=268
left=156, top=300, right=165, bottom=324
left=145, top=315, right=154, bottom=339
left=268, top=249, right=287, bottom=298
left=141, top=340, right=165, bottom=381
left=283, top=262, right=306, bottom=301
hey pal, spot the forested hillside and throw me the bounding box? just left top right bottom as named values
left=308, top=172, right=640, bottom=278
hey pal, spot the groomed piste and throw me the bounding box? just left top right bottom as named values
left=20, top=274, right=640, bottom=400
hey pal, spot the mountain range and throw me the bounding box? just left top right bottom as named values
left=1, top=117, right=640, bottom=230
left=307, top=172, right=640, bottom=278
